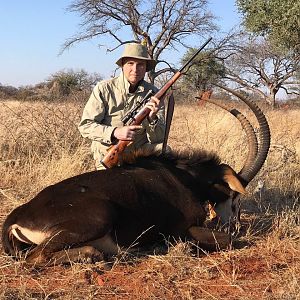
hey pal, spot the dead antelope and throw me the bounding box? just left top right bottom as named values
left=2, top=87, right=270, bottom=267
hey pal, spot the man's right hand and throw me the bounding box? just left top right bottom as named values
left=113, top=125, right=143, bottom=141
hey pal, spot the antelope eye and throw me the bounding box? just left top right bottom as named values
left=213, top=183, right=231, bottom=196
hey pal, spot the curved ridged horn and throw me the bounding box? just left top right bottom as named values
left=196, top=93, right=258, bottom=172
left=213, top=84, right=271, bottom=185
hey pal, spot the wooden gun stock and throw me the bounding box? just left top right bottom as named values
left=101, top=103, right=155, bottom=168
left=101, top=105, right=152, bottom=168
left=101, top=140, right=130, bottom=169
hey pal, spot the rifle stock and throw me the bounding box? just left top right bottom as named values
left=101, top=140, right=130, bottom=169
left=101, top=38, right=212, bottom=168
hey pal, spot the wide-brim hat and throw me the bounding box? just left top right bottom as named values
left=115, top=43, right=156, bottom=72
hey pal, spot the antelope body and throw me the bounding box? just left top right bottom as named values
left=1, top=88, right=270, bottom=267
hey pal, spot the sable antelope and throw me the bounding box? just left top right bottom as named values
left=1, top=87, right=270, bottom=267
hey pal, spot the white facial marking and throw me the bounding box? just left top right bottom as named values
left=214, top=198, right=233, bottom=224
left=10, top=224, right=49, bottom=245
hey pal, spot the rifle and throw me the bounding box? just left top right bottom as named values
left=101, top=37, right=212, bottom=168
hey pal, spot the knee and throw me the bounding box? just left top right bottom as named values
left=95, top=160, right=107, bottom=171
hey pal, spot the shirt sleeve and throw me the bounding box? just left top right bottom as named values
left=78, top=84, right=116, bottom=145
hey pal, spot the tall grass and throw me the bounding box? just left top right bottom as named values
left=0, top=98, right=299, bottom=299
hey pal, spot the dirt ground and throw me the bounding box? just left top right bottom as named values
left=1, top=215, right=299, bottom=300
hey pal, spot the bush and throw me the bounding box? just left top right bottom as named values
left=47, top=69, right=102, bottom=97
left=0, top=84, right=19, bottom=99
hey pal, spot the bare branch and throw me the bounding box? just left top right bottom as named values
left=107, top=40, right=139, bottom=52
left=216, top=33, right=300, bottom=106
left=64, top=0, right=217, bottom=82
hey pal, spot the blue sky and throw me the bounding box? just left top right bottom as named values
left=0, top=1, right=241, bottom=87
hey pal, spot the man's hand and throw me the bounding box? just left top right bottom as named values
left=113, top=125, right=143, bottom=141
left=145, top=96, right=162, bottom=121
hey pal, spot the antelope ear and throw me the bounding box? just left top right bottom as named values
left=221, top=165, right=246, bottom=194
left=223, top=174, right=246, bottom=194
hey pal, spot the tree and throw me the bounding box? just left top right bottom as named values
left=63, top=0, right=216, bottom=83
left=220, top=34, right=300, bottom=107
left=180, top=49, right=225, bottom=93
left=236, top=0, right=300, bottom=54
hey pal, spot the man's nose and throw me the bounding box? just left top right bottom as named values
left=131, top=64, right=138, bottom=72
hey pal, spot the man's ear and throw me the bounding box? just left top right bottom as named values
left=221, top=164, right=246, bottom=194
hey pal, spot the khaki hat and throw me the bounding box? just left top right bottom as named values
left=115, top=43, right=156, bottom=71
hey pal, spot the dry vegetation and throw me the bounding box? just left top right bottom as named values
left=0, top=97, right=299, bottom=299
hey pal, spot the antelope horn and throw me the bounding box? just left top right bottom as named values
left=212, top=84, right=271, bottom=185
left=196, top=92, right=258, bottom=172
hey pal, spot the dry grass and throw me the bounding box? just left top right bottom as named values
left=0, top=98, right=299, bottom=299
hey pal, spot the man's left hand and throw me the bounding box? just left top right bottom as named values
left=145, top=96, right=161, bottom=121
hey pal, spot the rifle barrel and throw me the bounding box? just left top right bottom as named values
left=179, top=37, right=212, bottom=72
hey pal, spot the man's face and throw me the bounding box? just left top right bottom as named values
left=122, top=58, right=147, bottom=86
